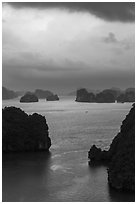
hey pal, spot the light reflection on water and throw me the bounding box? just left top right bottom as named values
left=2, top=98, right=134, bottom=201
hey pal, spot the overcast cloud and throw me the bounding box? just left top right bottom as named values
left=2, top=2, right=135, bottom=93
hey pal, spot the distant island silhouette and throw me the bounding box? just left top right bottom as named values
left=19, top=89, right=59, bottom=102
left=2, top=87, right=18, bottom=100
left=75, top=88, right=135, bottom=103
left=20, top=92, right=39, bottom=103
left=2, top=86, right=134, bottom=103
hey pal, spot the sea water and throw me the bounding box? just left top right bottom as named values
left=2, top=97, right=134, bottom=201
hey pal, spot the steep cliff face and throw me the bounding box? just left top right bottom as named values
left=108, top=104, right=135, bottom=191
left=2, top=107, right=51, bottom=152
left=88, top=103, right=135, bottom=191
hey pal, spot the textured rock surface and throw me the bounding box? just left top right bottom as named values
left=88, top=103, right=135, bottom=191
left=2, top=107, right=51, bottom=152
left=20, top=92, right=38, bottom=103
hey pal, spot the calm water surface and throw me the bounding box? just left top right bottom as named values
left=2, top=97, right=135, bottom=202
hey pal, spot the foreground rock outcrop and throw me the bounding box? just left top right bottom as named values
left=2, top=107, right=51, bottom=152
left=20, top=92, right=38, bottom=103
left=88, top=103, right=135, bottom=192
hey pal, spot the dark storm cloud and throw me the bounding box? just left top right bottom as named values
left=6, top=2, right=135, bottom=22
left=2, top=2, right=135, bottom=92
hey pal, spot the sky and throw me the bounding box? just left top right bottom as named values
left=2, top=2, right=135, bottom=93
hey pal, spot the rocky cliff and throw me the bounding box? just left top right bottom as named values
left=2, top=107, right=51, bottom=152
left=88, top=103, right=135, bottom=191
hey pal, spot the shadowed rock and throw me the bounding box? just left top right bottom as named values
left=88, top=103, right=135, bottom=192
left=88, top=145, right=108, bottom=163
left=2, top=106, right=51, bottom=152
